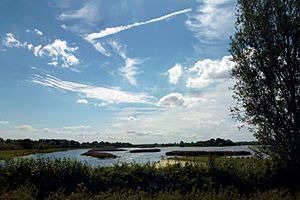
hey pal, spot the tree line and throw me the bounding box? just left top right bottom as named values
left=0, top=137, right=257, bottom=151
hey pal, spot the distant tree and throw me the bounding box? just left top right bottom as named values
left=20, top=139, right=34, bottom=149
left=230, top=0, right=300, bottom=167
left=38, top=143, right=46, bottom=151
left=179, top=141, right=185, bottom=147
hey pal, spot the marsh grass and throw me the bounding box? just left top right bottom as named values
left=0, top=157, right=299, bottom=199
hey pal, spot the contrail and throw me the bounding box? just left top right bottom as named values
left=85, top=8, right=192, bottom=41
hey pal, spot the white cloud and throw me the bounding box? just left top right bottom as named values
left=3, top=33, right=24, bottom=48
left=34, top=29, right=43, bottom=36
left=15, top=125, right=37, bottom=132
left=186, top=0, right=235, bottom=40
left=186, top=55, right=235, bottom=88
left=76, top=99, right=88, bottom=104
left=122, top=116, right=138, bottom=121
left=3, top=33, right=79, bottom=68
left=0, top=120, right=9, bottom=125
left=158, top=93, right=184, bottom=108
left=85, top=8, right=191, bottom=53
left=158, top=92, right=205, bottom=108
left=48, top=61, right=58, bottom=66
left=32, top=74, right=152, bottom=104
left=167, top=63, right=183, bottom=84
left=37, top=39, right=79, bottom=68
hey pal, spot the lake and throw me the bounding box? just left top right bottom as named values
left=26, top=146, right=252, bottom=167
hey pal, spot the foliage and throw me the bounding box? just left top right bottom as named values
left=230, top=0, right=300, bottom=166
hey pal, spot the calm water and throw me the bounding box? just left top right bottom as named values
left=26, top=146, right=252, bottom=167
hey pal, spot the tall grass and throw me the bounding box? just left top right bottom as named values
left=0, top=157, right=299, bottom=199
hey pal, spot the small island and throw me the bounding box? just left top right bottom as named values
left=166, top=150, right=251, bottom=157
left=129, top=148, right=161, bottom=153
left=81, top=149, right=117, bottom=159
left=94, top=147, right=126, bottom=151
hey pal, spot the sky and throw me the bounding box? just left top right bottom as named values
left=0, top=0, right=254, bottom=143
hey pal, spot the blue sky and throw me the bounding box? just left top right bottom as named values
left=0, top=0, right=253, bottom=143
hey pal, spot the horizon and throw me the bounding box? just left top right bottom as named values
left=0, top=0, right=254, bottom=143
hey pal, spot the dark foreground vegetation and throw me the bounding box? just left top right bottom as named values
left=166, top=150, right=251, bottom=157
left=0, top=158, right=300, bottom=199
left=81, top=150, right=117, bottom=159
left=129, top=149, right=161, bottom=153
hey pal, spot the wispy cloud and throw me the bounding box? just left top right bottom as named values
left=32, top=74, right=152, bottom=104
left=108, top=39, right=142, bottom=85
left=58, top=1, right=102, bottom=25
left=0, top=120, right=9, bottom=125
left=186, top=0, right=235, bottom=40
left=61, top=125, right=92, bottom=131
left=85, top=8, right=192, bottom=54
left=119, top=57, right=142, bottom=86
left=15, top=124, right=37, bottom=132
left=34, top=29, right=43, bottom=36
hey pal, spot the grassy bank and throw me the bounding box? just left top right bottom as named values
left=1, top=157, right=300, bottom=199
left=0, top=148, right=77, bottom=160
left=166, top=150, right=251, bottom=157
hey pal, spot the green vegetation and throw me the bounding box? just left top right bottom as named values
left=230, top=0, right=300, bottom=167
left=81, top=150, right=117, bottom=159
left=166, top=150, right=251, bottom=157
left=129, top=149, right=161, bottom=153
left=0, top=148, right=76, bottom=160
left=0, top=157, right=299, bottom=199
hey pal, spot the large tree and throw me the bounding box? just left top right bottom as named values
left=230, top=0, right=300, bottom=166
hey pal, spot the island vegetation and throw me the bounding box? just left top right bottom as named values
left=129, top=149, right=161, bottom=153
left=81, top=149, right=117, bottom=159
